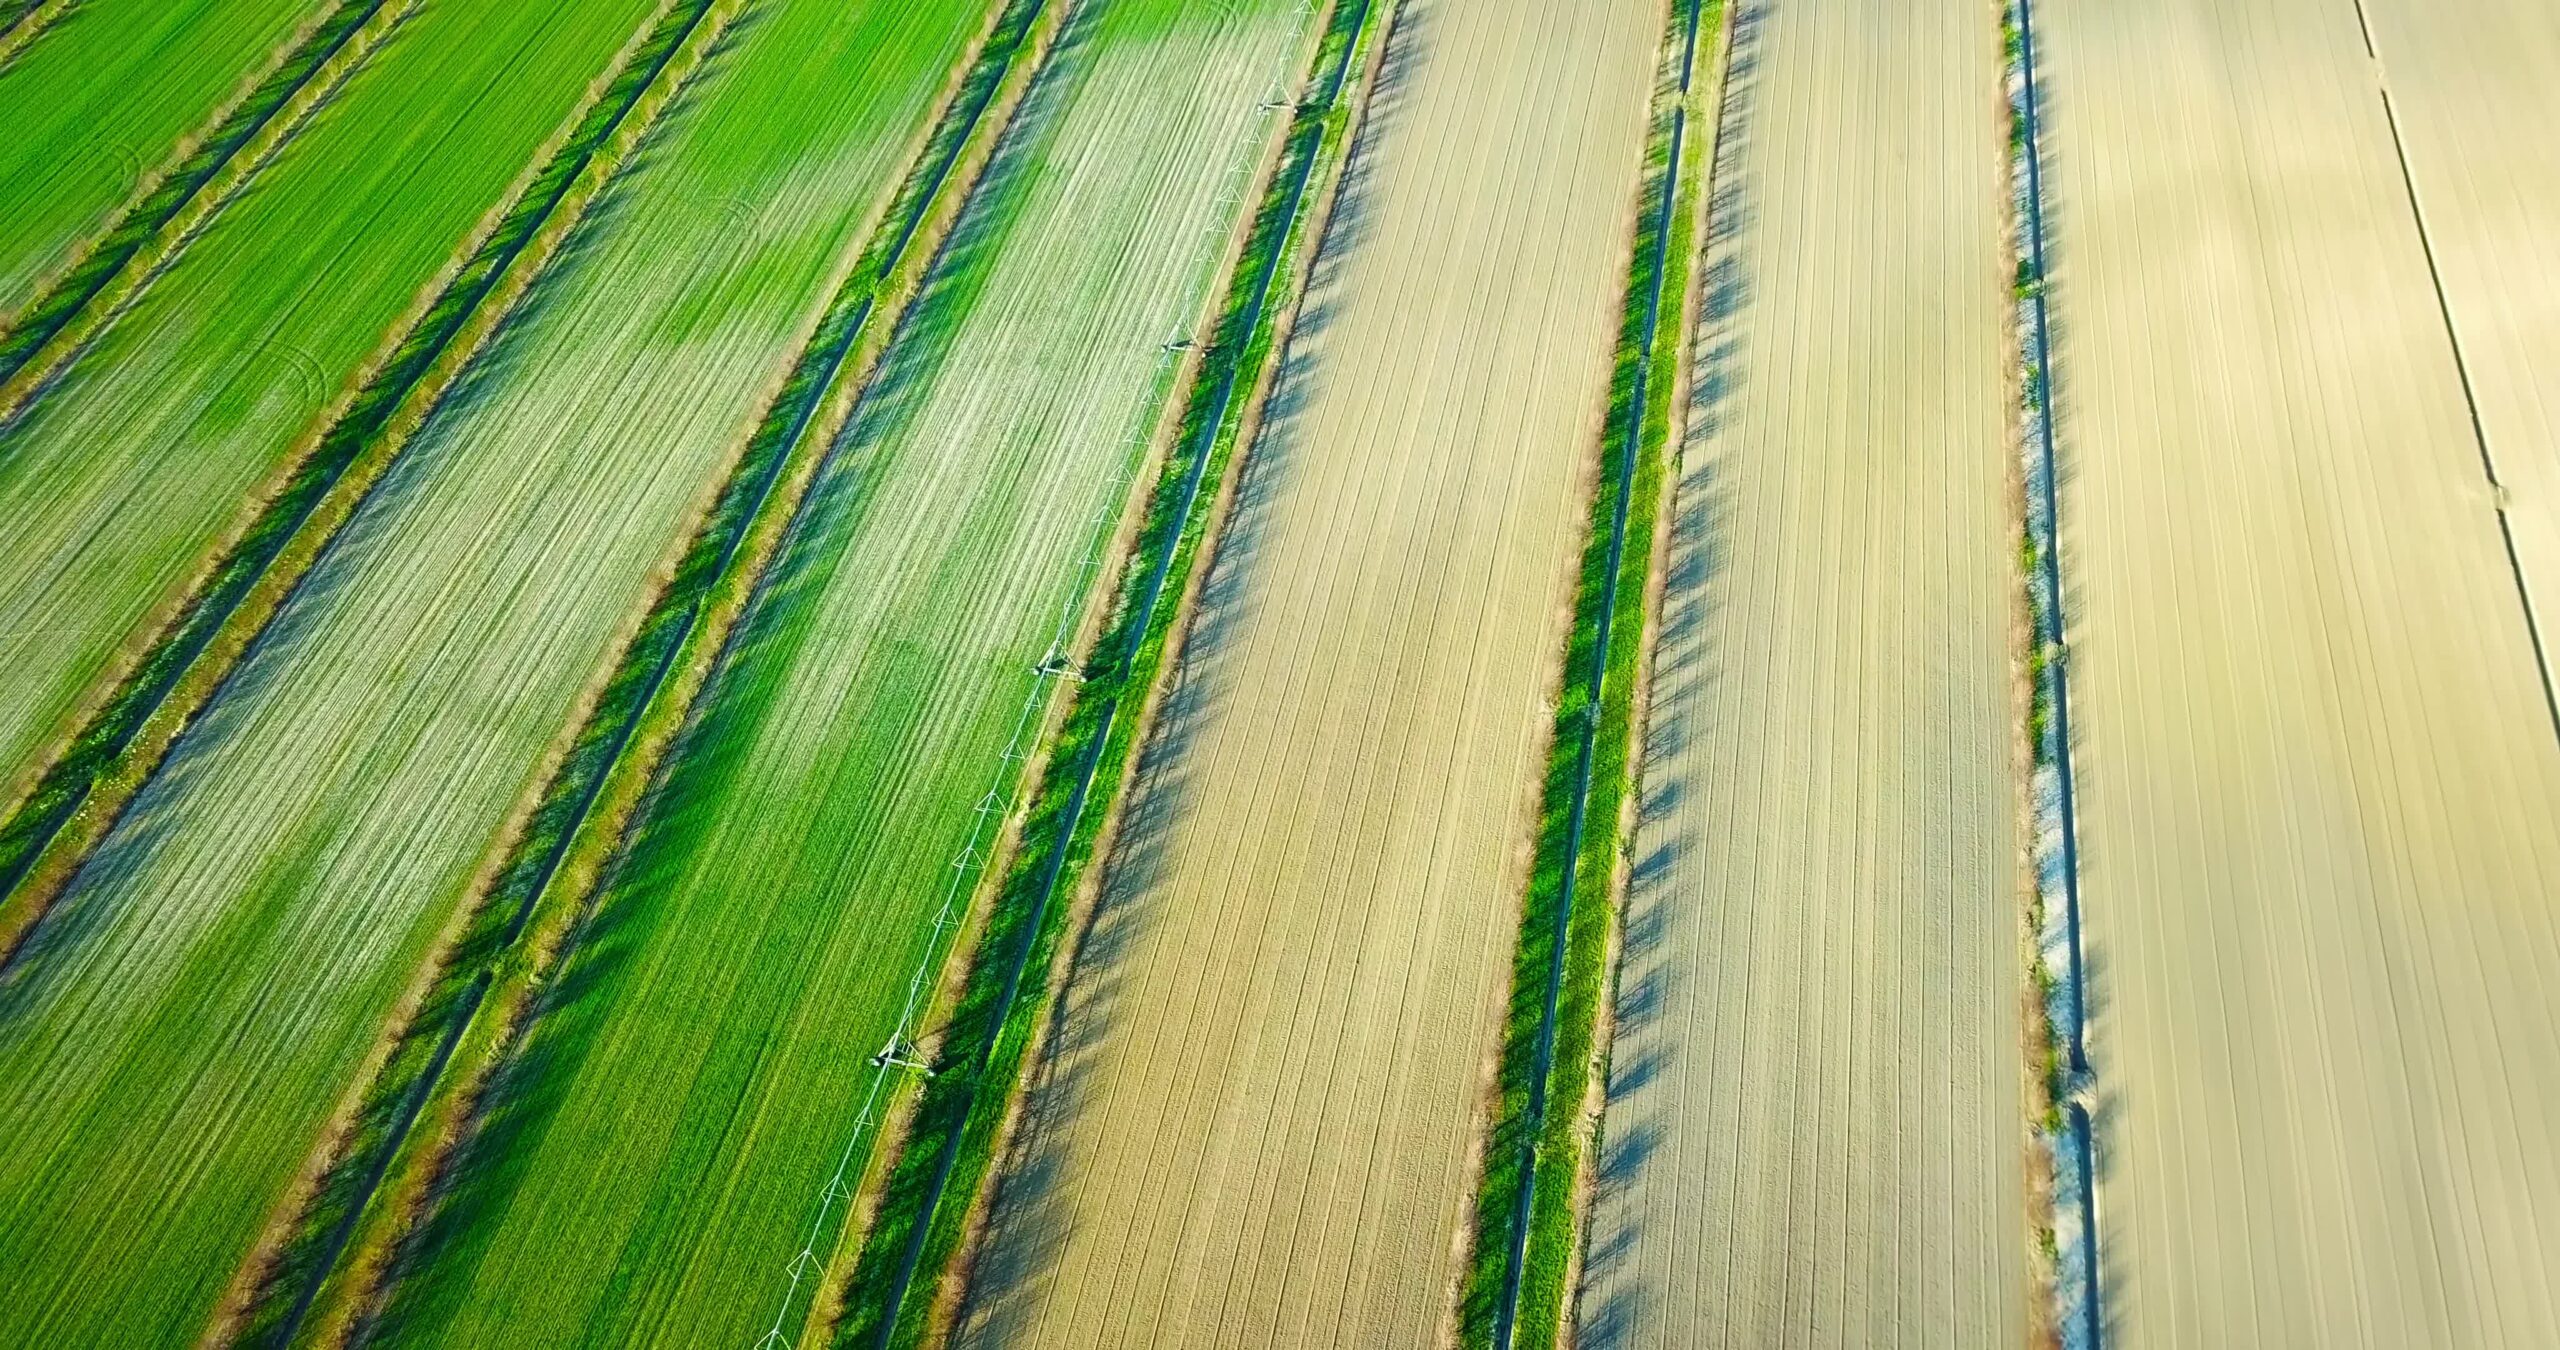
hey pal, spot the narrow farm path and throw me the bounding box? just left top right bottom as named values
left=1578, top=0, right=2025, bottom=1345
left=951, top=0, right=1655, bottom=1343
left=348, top=0, right=1314, bottom=1344
left=0, top=1, right=989, bottom=1343
left=2037, top=0, right=2560, bottom=1341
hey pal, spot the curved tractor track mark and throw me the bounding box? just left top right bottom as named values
left=0, top=0, right=405, bottom=412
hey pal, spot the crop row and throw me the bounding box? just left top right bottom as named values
left=0, top=0, right=729, bottom=971
left=0, top=0, right=1001, bottom=1343
left=0, top=0, right=317, bottom=313
left=0, top=0, right=394, bottom=401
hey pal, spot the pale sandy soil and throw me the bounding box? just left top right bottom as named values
left=1578, top=2, right=2024, bottom=1346
left=951, top=0, right=1654, bottom=1344
left=2039, top=0, right=2560, bottom=1343
left=2357, top=0, right=2560, bottom=722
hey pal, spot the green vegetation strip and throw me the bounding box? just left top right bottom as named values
left=2007, top=0, right=2101, bottom=1343
left=0, top=0, right=729, bottom=964
left=0, top=0, right=389, bottom=397
left=0, top=0, right=70, bottom=67
left=822, top=4, right=1381, bottom=1346
left=206, top=3, right=1056, bottom=1343
left=1462, top=3, right=1718, bottom=1347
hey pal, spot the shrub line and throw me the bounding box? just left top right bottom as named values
left=2006, top=0, right=2101, bottom=1344
left=817, top=2, right=1396, bottom=1345
left=1459, top=2, right=1724, bottom=1346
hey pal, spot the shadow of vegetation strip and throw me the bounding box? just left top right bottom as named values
left=212, top=2, right=1058, bottom=1343
left=0, top=0, right=724, bottom=943
left=823, top=4, right=1383, bottom=1347
left=0, top=0, right=390, bottom=386
left=1459, top=3, right=1717, bottom=1348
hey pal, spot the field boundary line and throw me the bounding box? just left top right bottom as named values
left=2005, top=1, right=2101, bottom=1345
left=0, top=0, right=406, bottom=411
left=2347, top=0, right=2560, bottom=744
left=203, top=3, right=1071, bottom=1343
left=186, top=0, right=755, bottom=1335
left=1450, top=2, right=1720, bottom=1347
left=909, top=0, right=1403, bottom=1338
left=1562, top=0, right=1728, bottom=1337
left=0, top=0, right=737, bottom=986
left=805, top=3, right=1393, bottom=1345
left=0, top=0, right=73, bottom=70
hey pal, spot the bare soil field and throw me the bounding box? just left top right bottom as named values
left=951, top=0, right=1655, bottom=1344
left=2039, top=0, right=2560, bottom=1341
left=1579, top=1, right=2024, bottom=1345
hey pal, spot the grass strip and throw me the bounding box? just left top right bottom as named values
left=0, top=0, right=736, bottom=974
left=213, top=3, right=1064, bottom=1343
left=182, top=3, right=747, bottom=1331
left=818, top=3, right=1388, bottom=1345
left=0, top=0, right=394, bottom=401
left=1456, top=2, right=1721, bottom=1346
left=2006, top=1, right=2100, bottom=1345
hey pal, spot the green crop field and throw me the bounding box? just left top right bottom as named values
left=352, top=2, right=1313, bottom=1344
left=0, top=0, right=660, bottom=858
left=15, top=0, right=2546, bottom=1345
left=0, top=0, right=987, bottom=1341
left=0, top=0, right=312, bottom=317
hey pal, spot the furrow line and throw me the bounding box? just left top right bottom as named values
left=821, top=3, right=1387, bottom=1345
left=0, top=0, right=399, bottom=405
left=224, top=2, right=1066, bottom=1342
left=0, top=0, right=735, bottom=973
left=1461, top=2, right=1720, bottom=1347
left=0, top=0, right=71, bottom=70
